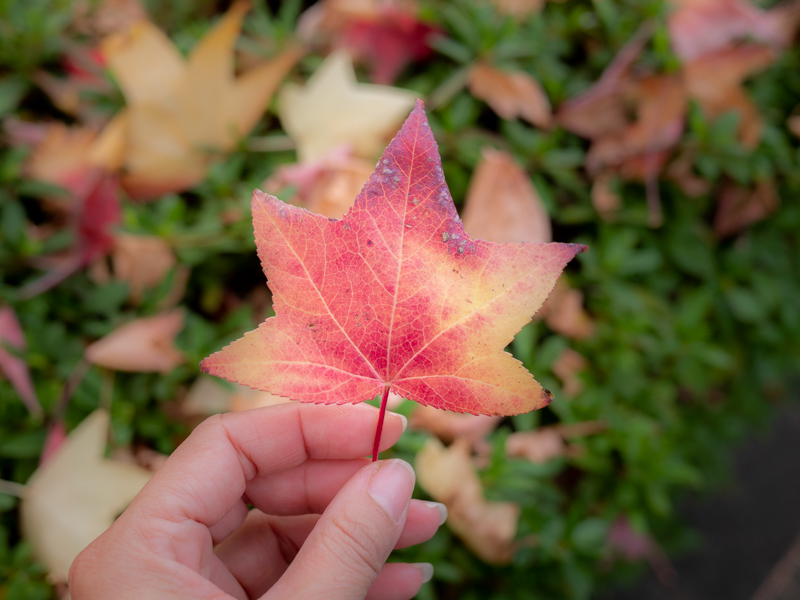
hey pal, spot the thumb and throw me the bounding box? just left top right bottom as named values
left=265, top=459, right=417, bottom=600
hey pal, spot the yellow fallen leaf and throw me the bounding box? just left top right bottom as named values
left=182, top=375, right=291, bottom=416
left=84, top=309, right=184, bottom=372
left=462, top=148, right=552, bottom=244
left=467, top=62, right=552, bottom=128
left=416, top=437, right=519, bottom=564
left=278, top=50, right=417, bottom=161
left=20, top=410, right=151, bottom=581
left=101, top=2, right=303, bottom=197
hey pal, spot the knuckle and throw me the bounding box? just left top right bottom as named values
left=320, top=512, right=384, bottom=579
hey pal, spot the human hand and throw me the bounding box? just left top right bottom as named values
left=68, top=403, right=445, bottom=599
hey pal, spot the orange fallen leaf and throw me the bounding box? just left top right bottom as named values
left=467, top=62, right=552, bottom=129
left=538, top=279, right=594, bottom=340
left=21, top=410, right=151, bottom=581
left=683, top=44, right=776, bottom=148
left=551, top=347, right=588, bottom=397
left=109, top=233, right=178, bottom=303
left=84, top=309, right=184, bottom=372
left=410, top=405, right=502, bottom=444
left=462, top=148, right=551, bottom=244
left=714, top=179, right=779, bottom=238
left=416, top=437, right=520, bottom=564
left=278, top=50, right=417, bottom=161
left=668, top=0, right=800, bottom=62
left=182, top=375, right=291, bottom=416
left=101, top=2, right=302, bottom=198
left=0, top=306, right=41, bottom=418
left=264, top=146, right=373, bottom=219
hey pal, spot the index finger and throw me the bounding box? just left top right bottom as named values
left=126, top=402, right=406, bottom=530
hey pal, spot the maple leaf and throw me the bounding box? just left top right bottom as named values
left=21, top=410, right=151, bottom=581
left=101, top=1, right=302, bottom=198
left=467, top=62, right=552, bottom=129
left=278, top=50, right=417, bottom=162
left=201, top=101, right=586, bottom=458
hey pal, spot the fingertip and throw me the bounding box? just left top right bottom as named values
left=412, top=562, right=434, bottom=584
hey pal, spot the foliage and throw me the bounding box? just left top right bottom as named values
left=1, top=0, right=799, bottom=599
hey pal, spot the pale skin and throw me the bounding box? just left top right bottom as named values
left=69, top=403, right=446, bottom=600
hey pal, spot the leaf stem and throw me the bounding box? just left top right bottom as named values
left=372, top=385, right=391, bottom=462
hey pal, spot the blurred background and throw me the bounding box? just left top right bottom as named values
left=1, top=0, right=799, bottom=598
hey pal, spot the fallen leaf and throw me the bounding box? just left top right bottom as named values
left=20, top=410, right=152, bottom=581
left=538, top=279, right=594, bottom=339
left=341, top=10, right=437, bottom=84
left=467, top=62, right=552, bottom=128
left=506, top=420, right=605, bottom=463
left=788, top=115, right=800, bottom=137
left=417, top=437, right=520, bottom=564
left=73, top=0, right=147, bottom=37
left=264, top=145, right=373, bottom=219
left=551, top=347, right=587, bottom=397
left=201, top=102, right=586, bottom=427
left=591, top=172, right=622, bottom=218
left=714, top=179, right=779, bottom=237
left=491, top=0, right=548, bottom=18
left=461, top=148, right=552, bottom=244
left=410, top=405, right=502, bottom=443
left=668, top=0, right=800, bottom=62
left=666, top=150, right=711, bottom=197
left=278, top=50, right=417, bottom=161
left=683, top=44, right=776, bottom=148
left=85, top=309, right=185, bottom=372
left=110, top=233, right=178, bottom=303
left=0, top=306, right=42, bottom=418
left=101, top=2, right=302, bottom=197
left=182, top=375, right=291, bottom=416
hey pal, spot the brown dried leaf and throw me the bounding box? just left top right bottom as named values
left=591, top=172, right=622, bottom=219
left=461, top=148, right=551, bottom=244
left=538, top=279, right=594, bottom=340
left=714, top=180, right=779, bottom=237
left=506, top=421, right=605, bottom=464
left=84, top=309, right=184, bottom=372
left=111, top=233, right=177, bottom=303
left=683, top=44, right=776, bottom=148
left=467, top=62, right=552, bottom=129
left=416, top=437, right=519, bottom=564
left=410, top=405, right=502, bottom=443
left=551, top=348, right=587, bottom=397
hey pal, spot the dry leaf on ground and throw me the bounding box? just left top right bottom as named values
left=410, top=405, right=501, bottom=443
left=0, top=306, right=41, bottom=418
left=107, top=233, right=178, bottom=303
left=551, top=348, right=588, bottom=397
left=591, top=173, right=622, bottom=218
left=462, top=148, right=552, bottom=244
left=264, top=145, right=373, bottom=219
left=537, top=279, right=594, bottom=340
left=668, top=0, right=800, bottom=62
left=102, top=2, right=302, bottom=198
left=73, top=0, right=147, bottom=37
left=21, top=410, right=151, bottom=581
left=714, top=179, right=779, bottom=237
left=683, top=44, right=776, bottom=148
left=417, top=437, right=520, bottom=564
left=182, top=375, right=291, bottom=416
left=467, top=62, right=552, bottom=128
left=278, top=50, right=416, bottom=161
left=85, top=309, right=184, bottom=372
left=507, top=421, right=605, bottom=464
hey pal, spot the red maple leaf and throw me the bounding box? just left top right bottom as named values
left=342, top=10, right=438, bottom=84
left=201, top=101, right=586, bottom=458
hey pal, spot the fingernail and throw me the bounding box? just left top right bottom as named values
left=412, top=563, right=434, bottom=584
left=368, top=459, right=415, bottom=523
left=391, top=411, right=408, bottom=432
left=424, top=501, right=447, bottom=525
